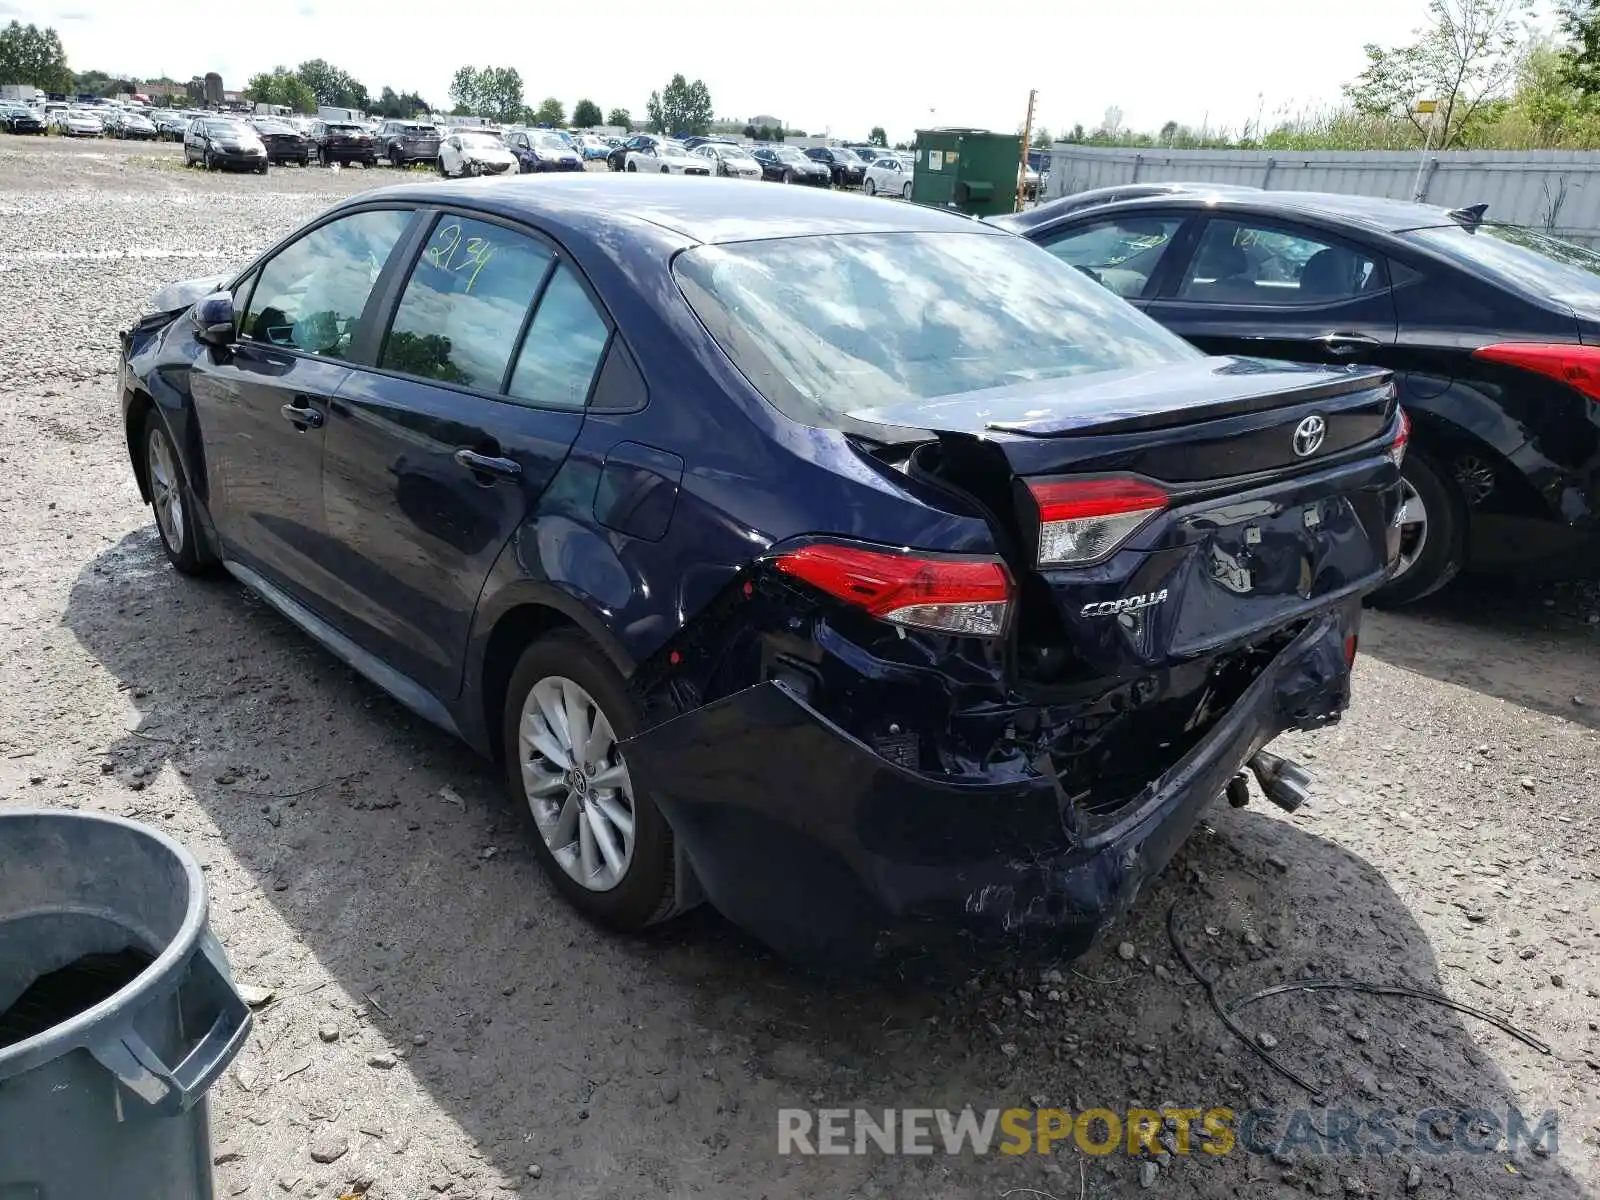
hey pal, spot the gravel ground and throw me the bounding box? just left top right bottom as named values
left=1, top=136, right=1597, bottom=1200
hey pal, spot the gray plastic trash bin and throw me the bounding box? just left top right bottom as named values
left=0, top=810, right=252, bottom=1198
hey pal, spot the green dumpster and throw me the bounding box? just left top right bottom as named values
left=910, top=128, right=1024, bottom=217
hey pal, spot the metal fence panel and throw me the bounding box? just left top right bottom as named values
left=1043, top=146, right=1600, bottom=244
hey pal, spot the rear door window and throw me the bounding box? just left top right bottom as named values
left=1177, top=218, right=1384, bottom=305
left=1035, top=216, right=1186, bottom=299
left=507, top=264, right=611, bottom=409
left=379, top=215, right=555, bottom=391
left=242, top=209, right=412, bottom=357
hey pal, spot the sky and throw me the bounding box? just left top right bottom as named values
left=5, top=0, right=1458, bottom=141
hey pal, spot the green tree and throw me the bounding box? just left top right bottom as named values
left=449, top=65, right=481, bottom=114
left=606, top=106, right=631, bottom=129
left=532, top=96, right=565, bottom=126
left=786, top=127, right=807, bottom=136
left=1346, top=0, right=1529, bottom=147
left=0, top=21, right=71, bottom=92
left=743, top=123, right=758, bottom=138
left=245, top=69, right=316, bottom=113
left=295, top=58, right=369, bottom=111
left=1030, top=125, right=1053, bottom=148
left=478, top=68, right=524, bottom=123
left=572, top=98, right=602, bottom=127
left=1557, top=0, right=1600, bottom=96
left=450, top=65, right=522, bottom=122
left=645, top=74, right=714, bottom=135
left=868, top=125, right=887, bottom=146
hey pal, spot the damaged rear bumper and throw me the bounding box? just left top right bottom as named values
left=623, top=607, right=1357, bottom=960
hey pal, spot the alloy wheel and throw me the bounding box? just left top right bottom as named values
left=147, top=428, right=185, bottom=555
left=518, top=676, right=635, bottom=892
left=1392, top=476, right=1428, bottom=580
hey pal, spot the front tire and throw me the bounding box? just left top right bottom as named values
left=782, top=168, right=795, bottom=184
left=865, top=177, right=877, bottom=196
left=1369, top=447, right=1465, bottom=607
left=502, top=632, right=677, bottom=931
left=143, top=413, right=212, bottom=576
left=902, top=181, right=912, bottom=199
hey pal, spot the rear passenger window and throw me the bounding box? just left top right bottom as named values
left=507, top=264, right=610, bottom=410
left=1179, top=219, right=1382, bottom=305
left=242, top=209, right=411, bottom=357
left=380, top=216, right=553, bottom=390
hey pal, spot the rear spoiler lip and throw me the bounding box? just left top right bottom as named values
left=992, top=368, right=1394, bottom=438
left=845, top=357, right=1393, bottom=441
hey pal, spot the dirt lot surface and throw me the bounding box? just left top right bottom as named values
left=1, top=136, right=1598, bottom=1200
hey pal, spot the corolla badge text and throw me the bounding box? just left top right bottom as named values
left=1080, top=589, right=1169, bottom=618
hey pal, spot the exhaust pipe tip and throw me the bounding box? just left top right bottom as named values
left=1248, top=750, right=1313, bottom=813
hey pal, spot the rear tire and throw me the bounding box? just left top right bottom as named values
left=1368, top=447, right=1465, bottom=607
left=501, top=632, right=677, bottom=932
left=902, top=181, right=912, bottom=199
left=625, top=160, right=636, bottom=172
left=782, top=168, right=795, bottom=184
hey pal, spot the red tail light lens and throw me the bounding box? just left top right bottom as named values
left=1027, top=477, right=1169, bottom=567
left=1472, top=342, right=1600, bottom=404
left=771, top=541, right=1012, bottom=636
left=1387, top=405, right=1410, bottom=468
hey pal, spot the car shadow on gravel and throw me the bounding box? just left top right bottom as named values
left=1359, top=577, right=1599, bottom=730
left=62, top=530, right=1590, bottom=1200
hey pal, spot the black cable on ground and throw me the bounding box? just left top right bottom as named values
left=1166, top=897, right=1554, bottom=1103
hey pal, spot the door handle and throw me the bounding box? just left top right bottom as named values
left=279, top=402, right=324, bottom=429
left=1315, top=332, right=1382, bottom=356
left=453, top=448, right=522, bottom=482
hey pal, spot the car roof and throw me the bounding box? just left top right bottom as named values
left=1008, top=186, right=1465, bottom=235
left=344, top=173, right=993, bottom=245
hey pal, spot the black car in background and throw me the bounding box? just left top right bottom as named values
left=607, top=133, right=662, bottom=171
left=749, top=145, right=830, bottom=185
left=806, top=146, right=870, bottom=188
left=378, top=119, right=440, bottom=167
left=805, top=146, right=866, bottom=188
left=1, top=105, right=47, bottom=135
left=250, top=119, right=310, bottom=166
left=183, top=118, right=268, bottom=173
left=309, top=120, right=376, bottom=167
left=996, top=190, right=1600, bottom=602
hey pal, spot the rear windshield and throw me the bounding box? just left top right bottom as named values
left=674, top=231, right=1197, bottom=425
left=1407, top=223, right=1600, bottom=302
left=327, top=123, right=364, bottom=133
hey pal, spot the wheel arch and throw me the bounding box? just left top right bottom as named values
left=125, top=386, right=156, bottom=502
left=471, top=589, right=637, bottom=765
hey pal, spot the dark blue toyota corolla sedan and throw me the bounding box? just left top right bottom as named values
left=119, top=175, right=1406, bottom=961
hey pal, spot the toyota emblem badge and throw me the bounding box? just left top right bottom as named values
left=1293, top=414, right=1327, bottom=457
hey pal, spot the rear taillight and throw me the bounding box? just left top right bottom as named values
left=1472, top=342, right=1600, bottom=404
left=1027, top=477, right=1169, bottom=567
left=1387, top=405, right=1411, bottom=468
left=770, top=541, right=1012, bottom=636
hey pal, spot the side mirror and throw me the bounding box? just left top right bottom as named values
left=193, top=291, right=235, bottom=346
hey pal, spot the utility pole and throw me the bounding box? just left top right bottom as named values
left=1412, top=99, right=1438, bottom=202
left=1016, top=88, right=1037, bottom=212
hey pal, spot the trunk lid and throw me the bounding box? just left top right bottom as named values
left=852, top=356, right=1400, bottom=687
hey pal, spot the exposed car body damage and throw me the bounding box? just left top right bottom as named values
left=624, top=603, right=1357, bottom=961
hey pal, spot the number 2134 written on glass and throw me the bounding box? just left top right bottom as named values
left=425, top=223, right=494, bottom=293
